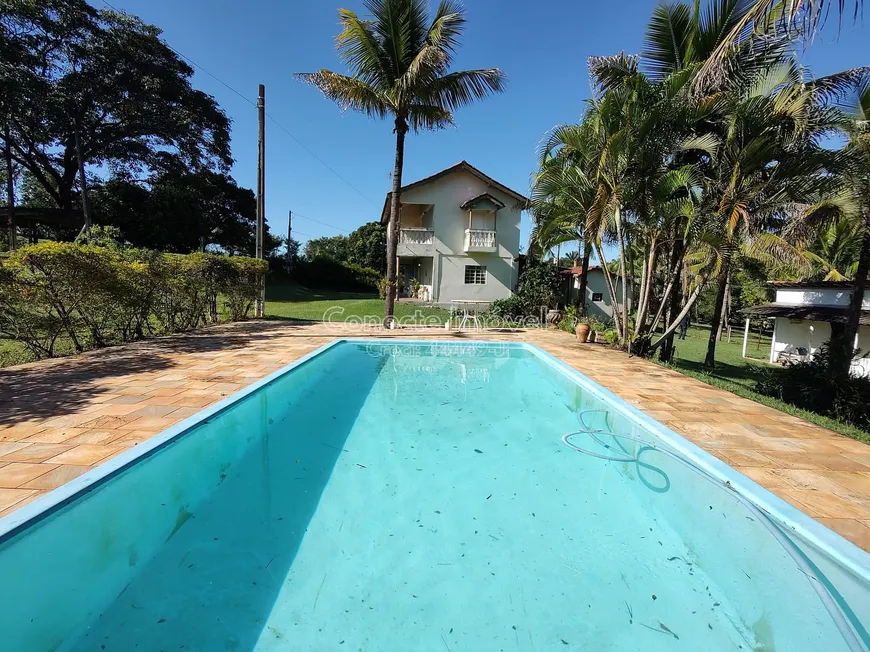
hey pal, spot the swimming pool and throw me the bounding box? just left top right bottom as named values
left=1, top=340, right=868, bottom=651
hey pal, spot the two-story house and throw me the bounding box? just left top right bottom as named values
left=380, top=161, right=527, bottom=306
left=741, top=280, right=870, bottom=377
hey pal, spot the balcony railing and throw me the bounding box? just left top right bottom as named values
left=399, top=228, right=434, bottom=245
left=464, top=229, right=497, bottom=252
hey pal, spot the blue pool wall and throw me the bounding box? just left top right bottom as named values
left=0, top=341, right=350, bottom=651
left=528, top=344, right=870, bottom=649
left=0, top=339, right=868, bottom=651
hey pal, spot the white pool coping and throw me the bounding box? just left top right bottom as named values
left=2, top=337, right=869, bottom=591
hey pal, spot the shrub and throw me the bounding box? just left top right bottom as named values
left=558, top=305, right=579, bottom=334
left=755, top=345, right=870, bottom=431
left=0, top=242, right=267, bottom=361
left=291, top=259, right=380, bottom=292
left=488, top=294, right=529, bottom=319
left=603, top=328, right=620, bottom=346
left=517, top=262, right=562, bottom=309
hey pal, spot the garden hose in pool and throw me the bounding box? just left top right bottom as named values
left=561, top=409, right=870, bottom=652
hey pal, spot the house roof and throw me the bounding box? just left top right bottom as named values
left=561, top=265, right=603, bottom=276
left=380, top=161, right=529, bottom=223
left=769, top=280, right=854, bottom=289
left=460, top=192, right=506, bottom=211
left=740, top=303, right=870, bottom=325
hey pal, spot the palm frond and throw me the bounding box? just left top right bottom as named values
left=420, top=69, right=507, bottom=113
left=642, top=2, right=693, bottom=80
left=294, top=71, right=391, bottom=117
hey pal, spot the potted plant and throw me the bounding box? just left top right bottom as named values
left=575, top=317, right=591, bottom=343
left=587, top=317, right=606, bottom=343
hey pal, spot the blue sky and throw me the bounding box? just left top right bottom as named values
left=98, top=0, right=867, bottom=252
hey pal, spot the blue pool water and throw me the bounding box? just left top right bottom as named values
left=1, top=340, right=869, bottom=651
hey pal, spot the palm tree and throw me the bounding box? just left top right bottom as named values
left=296, top=0, right=505, bottom=323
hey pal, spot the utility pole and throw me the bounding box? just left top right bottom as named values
left=256, top=84, right=266, bottom=317
left=287, top=211, right=293, bottom=274
left=4, top=125, right=16, bottom=251
left=73, top=119, right=92, bottom=232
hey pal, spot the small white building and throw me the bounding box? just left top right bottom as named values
left=741, top=281, right=870, bottom=377
left=562, top=265, right=630, bottom=323
left=381, top=161, right=527, bottom=305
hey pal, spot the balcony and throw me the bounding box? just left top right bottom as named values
left=398, top=227, right=434, bottom=256
left=464, top=229, right=497, bottom=253
left=399, top=228, right=434, bottom=245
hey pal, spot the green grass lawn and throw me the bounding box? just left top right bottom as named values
left=667, top=323, right=772, bottom=390
left=265, top=283, right=451, bottom=323
left=659, top=323, right=870, bottom=442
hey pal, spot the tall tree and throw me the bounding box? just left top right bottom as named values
left=0, top=0, right=231, bottom=217
left=296, top=0, right=505, bottom=324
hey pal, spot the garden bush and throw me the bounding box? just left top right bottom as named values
left=291, top=258, right=380, bottom=292
left=0, top=242, right=267, bottom=360
left=755, top=345, right=870, bottom=432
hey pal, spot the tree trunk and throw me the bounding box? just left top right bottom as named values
left=704, top=249, right=733, bottom=369
left=383, top=117, right=407, bottom=325
left=4, top=125, right=15, bottom=250
left=831, top=212, right=870, bottom=378
left=577, top=242, right=591, bottom=316
left=73, top=121, right=92, bottom=231
left=649, top=277, right=707, bottom=353
left=596, top=242, right=623, bottom=338
left=658, top=238, right=685, bottom=362
left=615, top=206, right=629, bottom=349
left=716, top=266, right=731, bottom=342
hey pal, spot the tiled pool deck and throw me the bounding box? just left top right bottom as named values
left=1, top=322, right=869, bottom=551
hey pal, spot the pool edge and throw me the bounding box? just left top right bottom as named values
left=0, top=338, right=349, bottom=544
left=518, top=340, right=870, bottom=585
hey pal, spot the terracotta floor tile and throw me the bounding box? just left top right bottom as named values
left=95, top=403, right=146, bottom=416
left=20, top=464, right=91, bottom=491
left=0, top=443, right=74, bottom=463
left=0, top=491, right=40, bottom=518
left=127, top=404, right=183, bottom=419
left=21, top=427, right=90, bottom=444
left=0, top=462, right=57, bottom=488
left=104, top=395, right=148, bottom=405
left=0, top=442, right=30, bottom=458
left=815, top=518, right=870, bottom=549
left=44, top=445, right=124, bottom=466
left=0, top=488, right=38, bottom=512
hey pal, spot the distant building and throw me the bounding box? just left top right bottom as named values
left=561, top=265, right=630, bottom=323
left=741, top=280, right=870, bottom=377
left=381, top=161, right=527, bottom=305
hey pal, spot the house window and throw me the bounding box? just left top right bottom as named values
left=591, top=292, right=603, bottom=302
left=464, top=265, right=487, bottom=284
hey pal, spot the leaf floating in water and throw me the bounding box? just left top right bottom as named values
left=474, top=449, right=483, bottom=454
left=561, top=640, right=569, bottom=645
left=652, top=595, right=657, bottom=601
left=486, top=494, right=492, bottom=500
left=659, top=623, right=679, bottom=640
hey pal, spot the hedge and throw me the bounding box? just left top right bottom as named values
left=0, top=242, right=268, bottom=360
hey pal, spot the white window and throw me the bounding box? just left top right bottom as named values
left=464, top=265, right=487, bottom=284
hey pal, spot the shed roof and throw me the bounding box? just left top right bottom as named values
left=740, top=303, right=870, bottom=325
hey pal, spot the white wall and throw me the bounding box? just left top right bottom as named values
left=770, top=317, right=870, bottom=377
left=775, top=288, right=870, bottom=309
left=569, top=270, right=627, bottom=323
left=399, top=170, right=521, bottom=303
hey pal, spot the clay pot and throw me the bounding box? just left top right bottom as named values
left=575, top=323, right=590, bottom=343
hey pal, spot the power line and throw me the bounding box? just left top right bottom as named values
left=98, top=0, right=379, bottom=207
left=293, top=212, right=348, bottom=234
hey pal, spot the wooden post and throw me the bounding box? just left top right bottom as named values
left=287, top=211, right=293, bottom=274
left=73, top=121, right=92, bottom=232
left=255, top=84, right=266, bottom=317
left=3, top=125, right=16, bottom=250
left=741, top=317, right=750, bottom=358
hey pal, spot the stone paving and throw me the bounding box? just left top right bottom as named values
left=1, top=321, right=869, bottom=552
